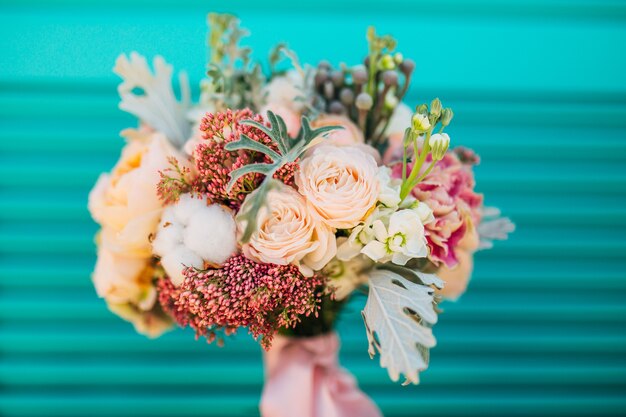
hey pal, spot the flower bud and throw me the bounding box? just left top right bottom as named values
left=379, top=54, right=396, bottom=70
left=440, top=108, right=454, bottom=126
left=355, top=92, right=373, bottom=110
left=416, top=104, right=428, bottom=115
left=411, top=113, right=431, bottom=133
left=430, top=98, right=442, bottom=119
left=382, top=70, right=398, bottom=86
left=384, top=90, right=398, bottom=110
left=339, top=88, right=354, bottom=105
left=352, top=65, right=368, bottom=84
left=429, top=133, right=450, bottom=161
left=394, top=52, right=403, bottom=64
left=330, top=70, right=344, bottom=87
left=329, top=100, right=346, bottom=115
left=399, top=58, right=415, bottom=74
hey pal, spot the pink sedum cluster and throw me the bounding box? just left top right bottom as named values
left=392, top=150, right=483, bottom=268
left=157, top=255, right=327, bottom=349
left=193, top=109, right=297, bottom=209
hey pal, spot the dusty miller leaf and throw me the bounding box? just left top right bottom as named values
left=477, top=206, right=515, bottom=250
left=362, top=269, right=439, bottom=385
left=113, top=53, right=190, bottom=148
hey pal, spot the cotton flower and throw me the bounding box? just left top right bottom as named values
left=295, top=145, right=379, bottom=230
left=240, top=181, right=336, bottom=276
left=152, top=194, right=237, bottom=285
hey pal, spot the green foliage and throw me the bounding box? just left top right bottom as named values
left=225, top=111, right=342, bottom=242
left=205, top=13, right=265, bottom=110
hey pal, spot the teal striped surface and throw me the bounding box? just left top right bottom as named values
left=1, top=1, right=625, bottom=416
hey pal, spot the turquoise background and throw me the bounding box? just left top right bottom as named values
left=1, top=1, right=626, bottom=416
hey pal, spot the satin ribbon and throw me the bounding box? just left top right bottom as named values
left=260, top=332, right=382, bottom=417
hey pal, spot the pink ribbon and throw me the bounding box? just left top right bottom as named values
left=260, top=332, right=383, bottom=417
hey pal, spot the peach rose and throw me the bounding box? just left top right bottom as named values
left=107, top=302, right=173, bottom=338
left=436, top=222, right=480, bottom=300
left=311, top=114, right=364, bottom=147
left=295, top=145, right=380, bottom=229
left=89, top=129, right=188, bottom=258
left=92, top=237, right=156, bottom=309
left=260, top=103, right=301, bottom=137
left=241, top=182, right=336, bottom=276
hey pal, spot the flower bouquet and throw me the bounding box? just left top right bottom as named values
left=88, top=13, right=513, bottom=417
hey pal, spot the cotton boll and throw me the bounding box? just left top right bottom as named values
left=151, top=221, right=184, bottom=256
left=184, top=204, right=237, bottom=265
left=152, top=193, right=238, bottom=286
left=160, top=246, right=203, bottom=286
left=172, top=194, right=207, bottom=224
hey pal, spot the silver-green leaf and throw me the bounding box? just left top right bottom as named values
left=362, top=269, right=439, bottom=385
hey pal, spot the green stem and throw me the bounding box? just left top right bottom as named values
left=400, top=129, right=432, bottom=200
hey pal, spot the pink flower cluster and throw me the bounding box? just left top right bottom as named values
left=193, top=109, right=297, bottom=209
left=157, top=255, right=327, bottom=349
left=392, top=149, right=483, bottom=268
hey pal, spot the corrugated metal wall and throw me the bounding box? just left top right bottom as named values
left=1, top=1, right=625, bottom=416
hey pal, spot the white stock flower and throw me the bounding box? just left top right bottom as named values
left=323, top=249, right=374, bottom=300
left=337, top=200, right=434, bottom=266
left=152, top=194, right=237, bottom=285
left=377, top=166, right=402, bottom=208
left=429, top=133, right=450, bottom=161
left=411, top=113, right=431, bottom=133
left=361, top=209, right=429, bottom=265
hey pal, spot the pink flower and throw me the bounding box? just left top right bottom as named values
left=311, top=114, right=364, bottom=147
left=392, top=150, right=483, bottom=268
left=193, top=110, right=297, bottom=210
left=157, top=255, right=328, bottom=349
left=241, top=182, right=336, bottom=276
left=435, top=226, right=480, bottom=300
left=296, top=145, right=380, bottom=229
left=260, top=103, right=301, bottom=137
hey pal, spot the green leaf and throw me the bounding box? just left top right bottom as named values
left=362, top=269, right=439, bottom=385
left=226, top=163, right=274, bottom=192
left=224, top=134, right=281, bottom=161
left=230, top=110, right=343, bottom=243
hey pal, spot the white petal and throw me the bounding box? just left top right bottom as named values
left=361, top=240, right=388, bottom=262
left=391, top=252, right=411, bottom=266
left=372, top=220, right=389, bottom=242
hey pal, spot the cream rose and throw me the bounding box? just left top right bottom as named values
left=311, top=114, right=364, bottom=147
left=295, top=145, right=380, bottom=229
left=92, top=236, right=156, bottom=309
left=89, top=129, right=188, bottom=258
left=240, top=182, right=336, bottom=276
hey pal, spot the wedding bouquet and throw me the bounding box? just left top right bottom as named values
left=88, top=13, right=513, bottom=416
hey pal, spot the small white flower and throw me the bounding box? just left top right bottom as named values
left=361, top=209, right=429, bottom=265
left=377, top=166, right=402, bottom=208
left=324, top=248, right=373, bottom=300
left=411, top=113, right=431, bottom=133
left=429, top=133, right=450, bottom=160
left=152, top=194, right=237, bottom=285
